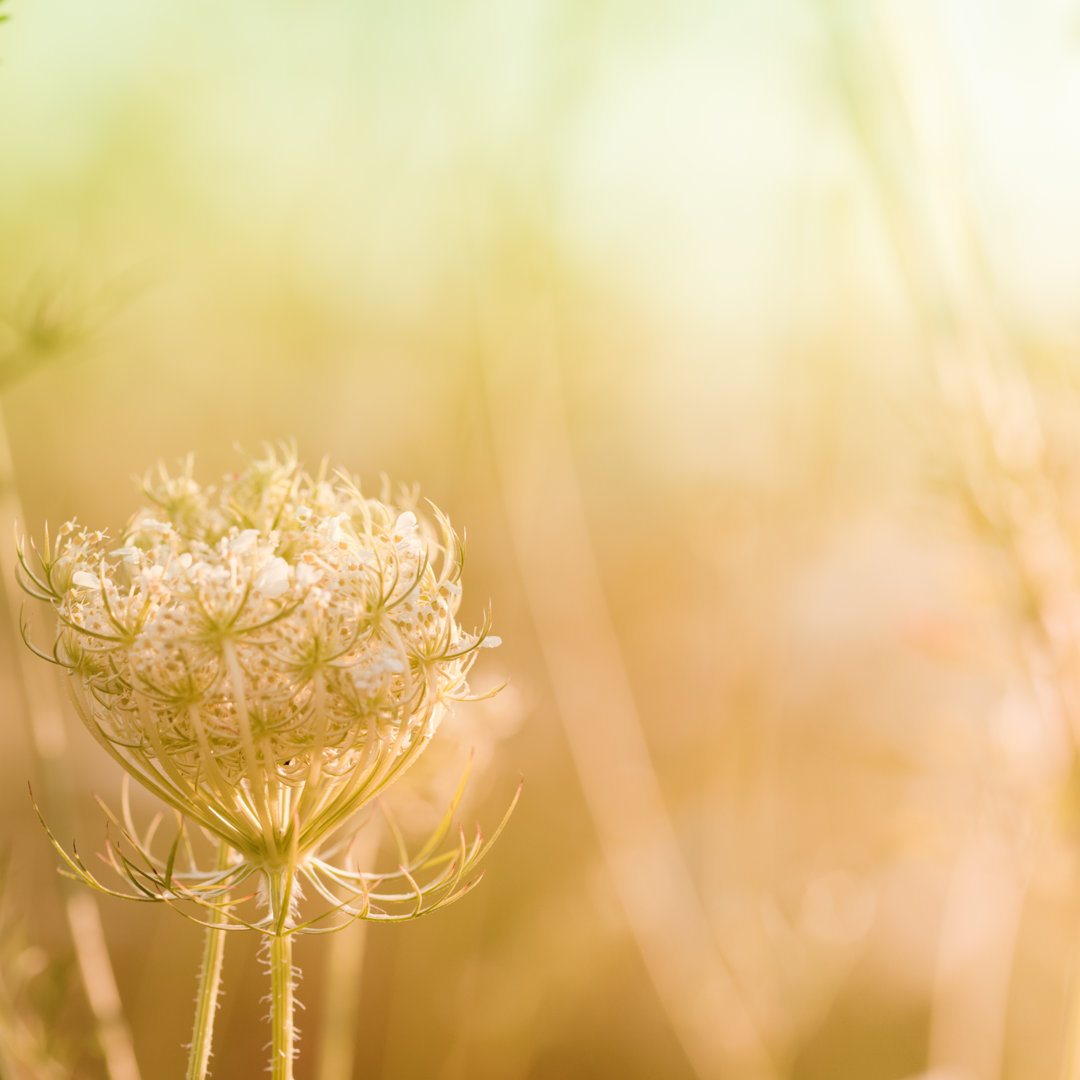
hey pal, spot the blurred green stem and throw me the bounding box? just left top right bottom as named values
left=185, top=843, right=230, bottom=1080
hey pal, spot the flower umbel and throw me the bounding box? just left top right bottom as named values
left=17, top=446, right=512, bottom=930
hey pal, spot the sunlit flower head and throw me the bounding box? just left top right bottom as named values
left=18, top=446, right=500, bottom=868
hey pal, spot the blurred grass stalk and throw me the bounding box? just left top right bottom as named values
left=185, top=842, right=229, bottom=1080
left=447, top=4, right=780, bottom=1072
left=314, top=826, right=378, bottom=1080
left=818, top=2, right=1076, bottom=1077
left=0, top=861, right=67, bottom=1080
left=314, top=913, right=367, bottom=1080
left=0, top=294, right=141, bottom=1080
left=473, top=248, right=778, bottom=1077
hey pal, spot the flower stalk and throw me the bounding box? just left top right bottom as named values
left=185, top=843, right=230, bottom=1080
left=266, top=867, right=297, bottom=1080
left=269, top=929, right=295, bottom=1080
left=19, top=445, right=516, bottom=1076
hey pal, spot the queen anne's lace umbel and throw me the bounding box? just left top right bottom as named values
left=19, top=448, right=499, bottom=866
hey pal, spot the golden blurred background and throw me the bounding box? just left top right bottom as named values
left=3, top=1, right=1080, bottom=1077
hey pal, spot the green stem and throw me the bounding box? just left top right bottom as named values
left=270, top=932, right=295, bottom=1080
left=185, top=844, right=230, bottom=1080
left=268, top=872, right=296, bottom=1080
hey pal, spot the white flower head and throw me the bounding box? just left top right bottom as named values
left=19, top=445, right=499, bottom=865
left=71, top=570, right=99, bottom=590
left=253, top=555, right=290, bottom=598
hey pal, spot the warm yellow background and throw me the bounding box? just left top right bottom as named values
left=3, top=2, right=1080, bottom=1078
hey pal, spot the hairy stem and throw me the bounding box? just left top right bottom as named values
left=185, top=844, right=230, bottom=1080
left=267, top=871, right=297, bottom=1080
left=269, top=931, right=295, bottom=1080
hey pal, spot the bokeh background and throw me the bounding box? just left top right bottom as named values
left=3, top=2, right=1080, bottom=1078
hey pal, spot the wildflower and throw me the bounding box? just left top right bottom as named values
left=20, top=446, right=501, bottom=868
left=18, top=446, right=515, bottom=1077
